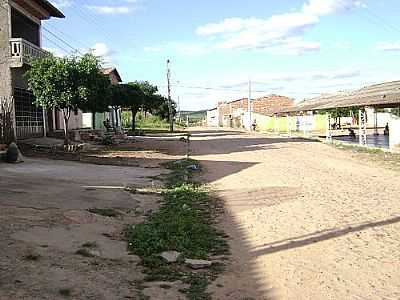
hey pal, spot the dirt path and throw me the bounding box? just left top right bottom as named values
left=189, top=129, right=400, bottom=300
left=0, top=158, right=168, bottom=300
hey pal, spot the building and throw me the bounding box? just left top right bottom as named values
left=80, top=67, right=123, bottom=130
left=208, top=95, right=294, bottom=129
left=206, top=107, right=218, bottom=127
left=0, top=0, right=64, bottom=140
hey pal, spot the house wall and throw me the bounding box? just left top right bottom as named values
left=206, top=109, right=219, bottom=127
left=55, top=109, right=83, bottom=130
left=390, top=115, right=400, bottom=151
left=252, top=112, right=328, bottom=133
left=216, top=95, right=294, bottom=129
left=0, top=3, right=13, bottom=99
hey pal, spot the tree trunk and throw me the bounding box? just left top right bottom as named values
left=131, top=108, right=137, bottom=131
left=62, top=108, right=71, bottom=145
left=92, top=111, right=96, bottom=129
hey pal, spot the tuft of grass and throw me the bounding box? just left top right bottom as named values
left=87, top=208, right=120, bottom=218
left=75, top=248, right=95, bottom=258
left=59, top=288, right=71, bottom=297
left=162, top=159, right=201, bottom=188
left=126, top=158, right=229, bottom=300
left=81, top=241, right=98, bottom=249
left=23, top=253, right=40, bottom=261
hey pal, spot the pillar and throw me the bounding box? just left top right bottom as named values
left=326, top=113, right=332, bottom=143
left=359, top=108, right=367, bottom=146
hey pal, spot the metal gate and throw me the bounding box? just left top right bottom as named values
left=14, top=87, right=44, bottom=139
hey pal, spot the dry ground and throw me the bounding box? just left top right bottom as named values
left=2, top=130, right=400, bottom=299
left=186, top=129, right=400, bottom=300
left=0, top=147, right=184, bottom=299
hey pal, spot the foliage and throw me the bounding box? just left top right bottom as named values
left=126, top=159, right=229, bottom=299
left=25, top=54, right=108, bottom=144
left=77, top=54, right=112, bottom=127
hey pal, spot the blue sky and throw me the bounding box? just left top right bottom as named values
left=46, top=0, right=400, bottom=110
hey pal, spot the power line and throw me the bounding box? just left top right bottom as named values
left=42, top=27, right=82, bottom=54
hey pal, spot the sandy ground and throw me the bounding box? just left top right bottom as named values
left=3, top=130, right=400, bottom=299
left=187, top=129, right=400, bottom=300
left=0, top=156, right=176, bottom=299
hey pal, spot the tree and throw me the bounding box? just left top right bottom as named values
left=26, top=53, right=107, bottom=145
left=77, top=54, right=112, bottom=129
left=26, top=55, right=83, bottom=145
left=120, top=83, right=145, bottom=131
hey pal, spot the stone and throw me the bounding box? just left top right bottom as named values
left=186, top=165, right=199, bottom=171
left=160, top=251, right=181, bottom=263
left=184, top=258, right=212, bottom=269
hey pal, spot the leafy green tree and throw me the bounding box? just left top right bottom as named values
left=121, top=83, right=145, bottom=131
left=26, top=53, right=108, bottom=144
left=77, top=54, right=112, bottom=128
left=26, top=55, right=83, bottom=145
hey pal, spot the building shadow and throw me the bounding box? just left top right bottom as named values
left=251, top=215, right=400, bottom=257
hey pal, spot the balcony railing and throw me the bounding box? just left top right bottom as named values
left=10, top=38, right=48, bottom=66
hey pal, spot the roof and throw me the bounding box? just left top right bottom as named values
left=34, top=0, right=65, bottom=18
left=102, top=68, right=122, bottom=83
left=279, top=80, right=400, bottom=114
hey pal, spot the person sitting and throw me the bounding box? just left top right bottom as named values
left=384, top=123, right=389, bottom=136
left=348, top=128, right=356, bottom=138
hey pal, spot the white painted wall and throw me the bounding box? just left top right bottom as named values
left=390, top=115, right=400, bottom=151
left=207, top=109, right=219, bottom=127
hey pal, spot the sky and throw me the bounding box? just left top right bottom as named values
left=45, top=0, right=400, bottom=111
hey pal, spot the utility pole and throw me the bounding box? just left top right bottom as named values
left=248, top=79, right=252, bottom=130
left=166, top=59, right=174, bottom=132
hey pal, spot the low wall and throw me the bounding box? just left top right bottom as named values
left=252, top=113, right=327, bottom=133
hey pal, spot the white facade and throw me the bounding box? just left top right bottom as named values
left=207, top=108, right=219, bottom=127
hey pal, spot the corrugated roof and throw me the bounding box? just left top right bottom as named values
left=279, top=80, right=400, bottom=114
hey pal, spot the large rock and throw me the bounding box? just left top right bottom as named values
left=184, top=258, right=212, bottom=269
left=160, top=251, right=181, bottom=263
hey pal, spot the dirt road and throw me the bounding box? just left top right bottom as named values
left=189, top=129, right=400, bottom=300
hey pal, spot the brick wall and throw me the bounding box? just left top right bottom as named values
left=217, top=95, right=293, bottom=117
left=252, top=95, right=294, bottom=116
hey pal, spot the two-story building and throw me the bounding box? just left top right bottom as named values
left=0, top=0, right=64, bottom=140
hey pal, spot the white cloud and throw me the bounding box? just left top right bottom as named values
left=51, top=0, right=73, bottom=8
left=376, top=42, right=400, bottom=52
left=44, top=47, right=66, bottom=58
left=90, top=43, right=114, bottom=66
left=302, top=0, right=363, bottom=16
left=195, top=0, right=364, bottom=53
left=86, top=5, right=133, bottom=14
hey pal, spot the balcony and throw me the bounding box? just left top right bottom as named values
left=10, top=38, right=48, bottom=68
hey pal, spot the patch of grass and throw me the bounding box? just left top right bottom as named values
left=75, top=248, right=95, bottom=258
left=159, top=284, right=172, bottom=289
left=180, top=274, right=211, bottom=300
left=81, top=241, right=98, bottom=249
left=23, top=253, right=40, bottom=261
left=333, top=142, right=384, bottom=154
left=59, top=288, right=71, bottom=297
left=162, top=159, right=201, bottom=188
left=126, top=158, right=229, bottom=300
left=87, top=208, right=120, bottom=218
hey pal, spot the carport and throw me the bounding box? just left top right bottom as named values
left=279, top=81, right=400, bottom=151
